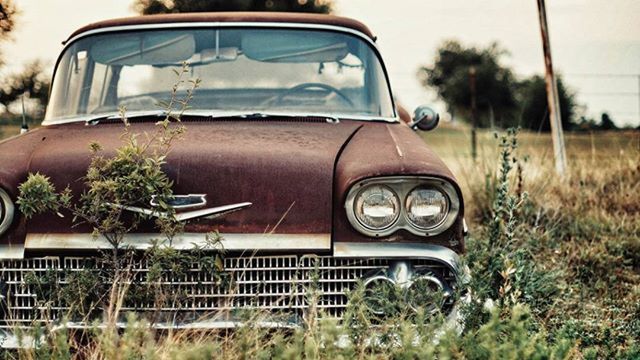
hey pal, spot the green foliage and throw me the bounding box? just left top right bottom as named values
left=460, top=129, right=640, bottom=357
left=16, top=173, right=71, bottom=218
left=462, top=129, right=561, bottom=327
left=418, top=40, right=519, bottom=128
left=0, top=60, right=50, bottom=116
left=133, top=0, right=333, bottom=15
left=17, top=62, right=200, bottom=249
left=517, top=74, right=576, bottom=131
left=419, top=40, right=580, bottom=131
left=0, top=4, right=50, bottom=121
left=573, top=113, right=623, bottom=131
left=0, top=0, right=15, bottom=38
left=599, top=112, right=618, bottom=130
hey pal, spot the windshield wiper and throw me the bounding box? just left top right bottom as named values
left=84, top=110, right=169, bottom=126
left=85, top=111, right=341, bottom=126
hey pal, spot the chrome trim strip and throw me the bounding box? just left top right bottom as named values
left=45, top=110, right=398, bottom=126
left=62, top=22, right=379, bottom=57
left=24, top=233, right=330, bottom=252
left=108, top=201, right=252, bottom=222
left=334, top=242, right=463, bottom=277
left=44, top=21, right=398, bottom=125
left=0, top=244, right=24, bottom=259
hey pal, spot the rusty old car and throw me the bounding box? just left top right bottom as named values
left=0, top=13, right=467, bottom=345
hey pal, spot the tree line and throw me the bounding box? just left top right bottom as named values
left=418, top=40, right=625, bottom=131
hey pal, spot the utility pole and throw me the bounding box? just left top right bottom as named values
left=469, top=66, right=478, bottom=160
left=536, top=0, right=567, bottom=175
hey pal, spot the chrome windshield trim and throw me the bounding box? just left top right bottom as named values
left=62, top=22, right=380, bottom=53
left=44, top=110, right=399, bottom=126
left=24, top=233, right=331, bottom=253
left=44, top=21, right=398, bottom=125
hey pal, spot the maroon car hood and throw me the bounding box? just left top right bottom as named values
left=20, top=120, right=361, bottom=235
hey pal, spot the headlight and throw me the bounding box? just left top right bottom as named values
left=405, top=187, right=449, bottom=229
left=345, top=177, right=460, bottom=237
left=0, top=188, right=14, bottom=236
left=353, top=185, right=400, bottom=230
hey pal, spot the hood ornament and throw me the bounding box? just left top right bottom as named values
left=108, top=194, right=251, bottom=222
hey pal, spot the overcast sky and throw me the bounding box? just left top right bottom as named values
left=5, top=0, right=640, bottom=126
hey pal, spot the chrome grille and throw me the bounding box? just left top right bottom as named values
left=1, top=255, right=456, bottom=329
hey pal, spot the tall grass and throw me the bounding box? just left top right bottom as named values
left=429, top=127, right=639, bottom=359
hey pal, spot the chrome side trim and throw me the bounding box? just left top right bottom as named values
left=44, top=22, right=398, bottom=125
left=108, top=201, right=252, bottom=222
left=334, top=242, right=463, bottom=278
left=24, top=233, right=330, bottom=252
left=0, top=244, right=24, bottom=259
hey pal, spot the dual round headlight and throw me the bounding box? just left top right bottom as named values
left=346, top=177, right=459, bottom=237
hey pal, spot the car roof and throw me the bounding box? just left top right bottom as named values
left=66, top=12, right=375, bottom=43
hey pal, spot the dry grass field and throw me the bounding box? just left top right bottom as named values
left=421, top=124, right=639, bottom=218
left=1, top=124, right=639, bottom=359
left=0, top=125, right=22, bottom=142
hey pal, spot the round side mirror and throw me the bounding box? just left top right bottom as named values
left=410, top=106, right=439, bottom=131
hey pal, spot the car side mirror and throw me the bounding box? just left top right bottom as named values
left=409, top=106, right=439, bottom=131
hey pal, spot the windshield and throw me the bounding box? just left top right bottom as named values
left=45, top=27, right=395, bottom=123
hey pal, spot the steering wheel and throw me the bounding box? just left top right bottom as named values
left=267, top=82, right=355, bottom=108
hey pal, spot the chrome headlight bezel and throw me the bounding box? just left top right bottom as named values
left=0, top=188, right=15, bottom=237
left=351, top=184, right=401, bottom=231
left=345, top=176, right=460, bottom=237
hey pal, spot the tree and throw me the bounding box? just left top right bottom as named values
left=598, top=112, right=617, bottom=131
left=517, top=75, right=576, bottom=131
left=133, top=0, right=333, bottom=15
left=0, top=1, right=51, bottom=121
left=0, top=60, right=50, bottom=117
left=417, top=40, right=519, bottom=128
left=0, top=0, right=17, bottom=64
left=0, top=0, right=16, bottom=38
